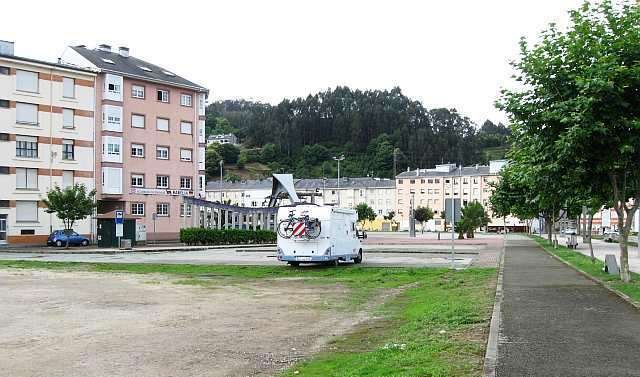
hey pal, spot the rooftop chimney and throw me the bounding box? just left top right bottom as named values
left=0, top=40, right=15, bottom=56
left=97, top=44, right=112, bottom=52
left=118, top=46, right=129, bottom=57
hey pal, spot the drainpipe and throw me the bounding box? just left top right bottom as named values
left=48, top=67, right=54, bottom=234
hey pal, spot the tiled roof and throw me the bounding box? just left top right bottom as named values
left=0, top=53, right=95, bottom=73
left=70, top=46, right=207, bottom=92
left=206, top=177, right=395, bottom=191
left=396, top=165, right=492, bottom=179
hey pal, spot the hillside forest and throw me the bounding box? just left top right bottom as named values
left=205, top=86, right=509, bottom=180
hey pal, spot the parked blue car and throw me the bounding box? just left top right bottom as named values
left=47, top=230, right=90, bottom=247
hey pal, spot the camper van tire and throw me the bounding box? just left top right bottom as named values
left=354, top=249, right=363, bottom=264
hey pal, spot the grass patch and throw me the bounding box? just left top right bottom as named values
left=0, top=260, right=496, bottom=376
left=531, top=235, right=640, bottom=304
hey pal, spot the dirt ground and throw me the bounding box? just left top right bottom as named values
left=0, top=269, right=369, bottom=377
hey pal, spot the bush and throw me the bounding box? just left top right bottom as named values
left=180, top=228, right=277, bottom=245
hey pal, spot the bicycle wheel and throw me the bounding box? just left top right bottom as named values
left=277, top=220, right=294, bottom=238
left=305, top=219, right=322, bottom=239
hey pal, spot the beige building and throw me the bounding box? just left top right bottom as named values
left=0, top=41, right=97, bottom=244
left=395, top=160, right=523, bottom=231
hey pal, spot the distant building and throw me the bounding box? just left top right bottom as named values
left=395, top=160, right=525, bottom=231
left=207, top=133, right=238, bottom=146
left=205, top=176, right=396, bottom=217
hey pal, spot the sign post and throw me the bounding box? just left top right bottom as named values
left=115, top=210, right=124, bottom=248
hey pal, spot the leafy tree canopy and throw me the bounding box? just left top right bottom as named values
left=43, top=184, right=96, bottom=231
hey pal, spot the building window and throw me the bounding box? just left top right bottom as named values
left=131, top=85, right=145, bottom=99
left=435, top=179, right=440, bottom=183
left=131, top=174, right=144, bottom=187
left=0, top=66, right=8, bottom=75
left=131, top=114, right=145, bottom=128
left=131, top=143, right=144, bottom=158
left=107, top=113, right=121, bottom=127
left=131, top=202, right=145, bottom=216
left=180, top=148, right=192, bottom=161
left=180, top=121, right=192, bottom=134
left=398, top=180, right=403, bottom=184
left=16, top=103, right=38, bottom=124
left=102, top=105, right=123, bottom=132
left=16, top=70, right=38, bottom=93
left=63, top=108, right=74, bottom=128
left=16, top=135, right=38, bottom=158
left=156, top=175, right=169, bottom=188
left=180, top=177, right=192, bottom=190
left=62, top=170, right=74, bottom=188
left=180, top=203, right=192, bottom=217
left=410, top=179, right=415, bottom=184
left=156, top=202, right=169, bottom=216
left=180, top=94, right=192, bottom=107
left=63, top=77, right=75, bottom=98
left=108, top=82, right=121, bottom=94
left=157, top=89, right=169, bottom=103
left=156, top=117, right=169, bottom=132
left=106, top=141, right=120, bottom=157
left=156, top=146, right=169, bottom=160
left=16, top=201, right=38, bottom=222
left=16, top=168, right=38, bottom=189
left=62, top=139, right=74, bottom=160
left=428, top=179, right=433, bottom=184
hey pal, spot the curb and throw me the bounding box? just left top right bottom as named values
left=483, top=239, right=505, bottom=377
left=0, top=244, right=277, bottom=255
left=535, top=242, right=640, bottom=311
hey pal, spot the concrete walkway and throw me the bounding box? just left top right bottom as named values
left=497, top=237, right=640, bottom=377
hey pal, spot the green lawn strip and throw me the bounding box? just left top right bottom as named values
left=530, top=235, right=640, bottom=303
left=280, top=268, right=496, bottom=377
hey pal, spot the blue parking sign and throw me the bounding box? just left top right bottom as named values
left=115, top=210, right=124, bottom=225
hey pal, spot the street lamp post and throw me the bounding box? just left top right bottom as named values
left=333, top=155, right=345, bottom=206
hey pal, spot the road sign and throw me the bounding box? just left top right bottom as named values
left=115, top=210, right=124, bottom=225
left=115, top=223, right=124, bottom=237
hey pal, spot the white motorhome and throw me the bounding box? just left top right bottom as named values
left=276, top=204, right=363, bottom=266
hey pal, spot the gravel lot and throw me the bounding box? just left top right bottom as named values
left=0, top=269, right=367, bottom=377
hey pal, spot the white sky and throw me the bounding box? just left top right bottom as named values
left=2, top=0, right=583, bottom=125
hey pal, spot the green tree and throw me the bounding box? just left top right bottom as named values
left=499, top=0, right=640, bottom=281
left=459, top=202, right=490, bottom=238
left=205, top=146, right=222, bottom=180
left=383, top=211, right=396, bottom=221
left=413, top=206, right=434, bottom=234
left=43, top=184, right=96, bottom=247
left=355, top=203, right=376, bottom=227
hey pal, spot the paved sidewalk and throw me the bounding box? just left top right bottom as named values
left=497, top=237, right=640, bottom=376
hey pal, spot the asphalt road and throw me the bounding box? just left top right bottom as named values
left=496, top=238, right=640, bottom=376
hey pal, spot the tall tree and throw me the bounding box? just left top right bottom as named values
left=499, top=0, right=640, bottom=281
left=414, top=206, right=434, bottom=234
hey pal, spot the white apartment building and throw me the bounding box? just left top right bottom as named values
left=0, top=41, right=97, bottom=244
left=205, top=177, right=396, bottom=217
left=395, top=160, right=524, bottom=231
left=295, top=177, right=396, bottom=217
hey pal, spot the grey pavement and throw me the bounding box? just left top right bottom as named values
left=497, top=237, right=640, bottom=377
left=0, top=245, right=476, bottom=268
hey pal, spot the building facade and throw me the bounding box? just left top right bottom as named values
left=205, top=177, right=396, bottom=218
left=0, top=41, right=97, bottom=244
left=61, top=44, right=208, bottom=241
left=207, top=133, right=238, bottom=145
left=395, top=160, right=524, bottom=231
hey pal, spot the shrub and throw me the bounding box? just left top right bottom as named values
left=180, top=228, right=277, bottom=245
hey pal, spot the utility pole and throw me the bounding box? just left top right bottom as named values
left=450, top=169, right=455, bottom=269
left=333, top=155, right=345, bottom=206
left=219, top=160, right=223, bottom=202
left=409, top=192, right=416, bottom=237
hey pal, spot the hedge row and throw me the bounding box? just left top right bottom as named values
left=180, top=228, right=276, bottom=245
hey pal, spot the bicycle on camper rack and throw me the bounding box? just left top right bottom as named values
left=277, top=210, right=321, bottom=239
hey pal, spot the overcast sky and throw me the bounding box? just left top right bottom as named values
left=2, top=0, right=583, bottom=125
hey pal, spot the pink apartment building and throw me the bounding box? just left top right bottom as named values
left=61, top=45, right=208, bottom=241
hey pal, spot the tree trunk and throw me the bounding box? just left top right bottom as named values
left=546, top=216, right=552, bottom=243
left=552, top=213, right=558, bottom=248
left=618, top=214, right=631, bottom=282
left=587, top=212, right=595, bottom=263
